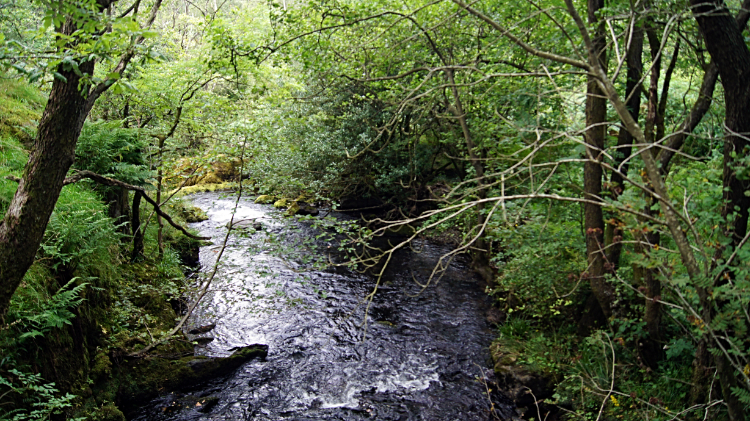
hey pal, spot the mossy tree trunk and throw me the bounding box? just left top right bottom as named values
left=0, top=26, right=100, bottom=320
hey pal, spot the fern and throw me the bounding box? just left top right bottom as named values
left=74, top=120, right=150, bottom=185
left=13, top=279, right=87, bottom=344
left=732, top=386, right=750, bottom=404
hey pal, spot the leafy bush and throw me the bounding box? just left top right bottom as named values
left=553, top=331, right=696, bottom=421
left=488, top=215, right=586, bottom=320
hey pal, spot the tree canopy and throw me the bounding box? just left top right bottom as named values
left=2, top=0, right=750, bottom=419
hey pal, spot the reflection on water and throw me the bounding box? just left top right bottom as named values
left=133, top=191, right=513, bottom=420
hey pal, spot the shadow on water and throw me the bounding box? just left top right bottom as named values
left=132, top=192, right=514, bottom=420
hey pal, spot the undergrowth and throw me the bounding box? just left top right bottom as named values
left=1, top=128, right=197, bottom=419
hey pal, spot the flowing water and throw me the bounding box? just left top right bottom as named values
left=132, top=191, right=514, bottom=420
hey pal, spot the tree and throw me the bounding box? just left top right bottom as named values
left=0, top=0, right=164, bottom=321
left=690, top=1, right=750, bottom=418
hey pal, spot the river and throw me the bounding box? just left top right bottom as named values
left=132, top=191, right=514, bottom=420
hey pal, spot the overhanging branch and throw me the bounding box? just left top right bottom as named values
left=5, top=172, right=209, bottom=241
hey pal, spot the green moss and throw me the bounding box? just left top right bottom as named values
left=284, top=201, right=300, bottom=217
left=89, top=403, right=126, bottom=421
left=177, top=182, right=236, bottom=195
left=91, top=349, right=113, bottom=382
left=254, top=194, right=276, bottom=204
left=273, top=198, right=289, bottom=208
left=0, top=136, right=28, bottom=214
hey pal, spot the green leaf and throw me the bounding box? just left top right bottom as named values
left=52, top=72, right=68, bottom=83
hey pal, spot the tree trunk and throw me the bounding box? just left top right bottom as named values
left=0, top=55, right=93, bottom=321
left=156, top=143, right=165, bottom=259
left=634, top=25, right=674, bottom=368
left=131, top=191, right=144, bottom=262
left=446, top=69, right=491, bottom=279
left=106, top=187, right=132, bottom=236
left=605, top=22, right=644, bottom=271
left=690, top=1, right=750, bottom=418
left=582, top=0, right=612, bottom=321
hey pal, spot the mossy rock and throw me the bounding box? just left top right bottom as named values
left=273, top=198, right=290, bottom=208
left=179, top=182, right=236, bottom=195
left=89, top=403, right=126, bottom=421
left=294, top=193, right=316, bottom=203
left=183, top=206, right=208, bottom=223
left=212, top=159, right=240, bottom=181
left=200, top=172, right=223, bottom=184
left=91, top=349, right=113, bottom=382
left=172, top=201, right=209, bottom=223
left=254, top=195, right=276, bottom=204
left=489, top=342, right=557, bottom=407
left=115, top=345, right=268, bottom=415
left=283, top=202, right=300, bottom=217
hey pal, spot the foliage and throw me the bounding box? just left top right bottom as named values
left=12, top=280, right=87, bottom=344
left=0, top=368, right=80, bottom=421
left=74, top=120, right=150, bottom=185
left=1, top=0, right=160, bottom=88
left=489, top=215, right=585, bottom=320
left=0, top=77, right=45, bottom=141
left=0, top=136, right=27, bottom=215
left=40, top=183, right=123, bottom=274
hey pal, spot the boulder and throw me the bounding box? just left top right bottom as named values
left=273, top=198, right=290, bottom=208
left=188, top=323, right=216, bottom=335
left=183, top=206, right=208, bottom=223
left=116, top=345, right=268, bottom=416
left=283, top=202, right=300, bottom=217
left=254, top=195, right=276, bottom=204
